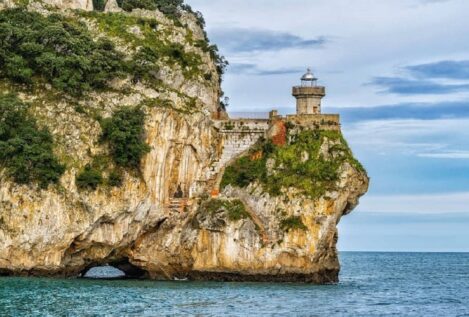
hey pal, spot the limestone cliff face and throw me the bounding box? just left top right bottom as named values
left=0, top=1, right=369, bottom=283
left=113, top=126, right=369, bottom=283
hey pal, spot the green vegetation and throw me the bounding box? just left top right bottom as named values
left=93, top=0, right=107, bottom=11
left=221, top=129, right=366, bottom=199
left=0, top=8, right=126, bottom=96
left=108, top=169, right=124, bottom=187
left=74, top=106, right=149, bottom=191
left=131, top=46, right=161, bottom=84
left=100, top=107, right=150, bottom=169
left=116, top=0, right=182, bottom=18
left=114, top=0, right=209, bottom=36
left=202, top=199, right=251, bottom=222
left=194, top=39, right=228, bottom=81
left=0, top=94, right=65, bottom=188
left=280, top=216, right=307, bottom=232
left=79, top=11, right=207, bottom=81
left=76, top=164, right=103, bottom=190
left=226, top=200, right=250, bottom=221
left=181, top=4, right=205, bottom=29
left=221, top=155, right=266, bottom=189
left=0, top=5, right=228, bottom=94
left=75, top=156, right=124, bottom=190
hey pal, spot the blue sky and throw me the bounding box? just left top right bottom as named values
left=188, top=0, right=469, bottom=252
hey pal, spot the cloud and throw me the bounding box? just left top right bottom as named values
left=368, top=76, right=469, bottom=95
left=418, top=0, right=452, bottom=4
left=229, top=63, right=303, bottom=76
left=343, top=118, right=469, bottom=157
left=406, top=60, right=469, bottom=79
left=358, top=192, right=469, bottom=213
left=418, top=151, right=469, bottom=159
left=368, top=59, right=469, bottom=96
left=209, top=28, right=326, bottom=53
left=330, top=101, right=469, bottom=123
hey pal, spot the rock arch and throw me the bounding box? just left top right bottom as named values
left=80, top=258, right=148, bottom=279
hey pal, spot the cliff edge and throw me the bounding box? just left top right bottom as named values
left=0, top=0, right=368, bottom=283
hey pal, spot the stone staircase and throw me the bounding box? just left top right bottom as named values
left=191, top=119, right=270, bottom=200
left=165, top=198, right=189, bottom=213
left=202, top=122, right=270, bottom=195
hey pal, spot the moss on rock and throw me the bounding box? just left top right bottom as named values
left=280, top=216, right=307, bottom=232
left=221, top=128, right=367, bottom=200
left=201, top=198, right=251, bottom=222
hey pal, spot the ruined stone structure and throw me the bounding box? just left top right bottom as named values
left=210, top=69, right=340, bottom=194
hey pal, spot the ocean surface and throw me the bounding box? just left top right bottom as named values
left=1, top=252, right=468, bottom=316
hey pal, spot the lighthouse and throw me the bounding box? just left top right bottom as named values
left=292, top=68, right=326, bottom=115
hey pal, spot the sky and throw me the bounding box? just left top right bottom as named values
left=187, top=0, right=469, bottom=252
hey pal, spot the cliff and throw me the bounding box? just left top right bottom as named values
left=0, top=0, right=368, bottom=283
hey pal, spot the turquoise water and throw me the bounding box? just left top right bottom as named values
left=1, top=252, right=468, bottom=316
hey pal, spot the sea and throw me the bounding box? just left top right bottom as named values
left=0, top=252, right=468, bottom=316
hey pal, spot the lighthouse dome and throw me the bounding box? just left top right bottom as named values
left=301, top=68, right=317, bottom=81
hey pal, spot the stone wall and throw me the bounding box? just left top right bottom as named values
left=286, top=114, right=340, bottom=131
left=204, top=119, right=270, bottom=192
left=216, top=119, right=269, bottom=162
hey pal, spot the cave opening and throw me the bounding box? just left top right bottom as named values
left=81, top=258, right=148, bottom=280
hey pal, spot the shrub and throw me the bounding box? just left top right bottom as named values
left=93, top=0, right=107, bottom=11
left=74, top=105, right=86, bottom=114
left=210, top=45, right=228, bottom=78
left=226, top=199, right=250, bottom=221
left=76, top=164, right=103, bottom=190
left=116, top=0, right=183, bottom=19
left=0, top=94, right=65, bottom=188
left=155, top=0, right=183, bottom=17
left=117, top=0, right=157, bottom=12
left=202, top=199, right=250, bottom=222
left=131, top=46, right=160, bottom=83
left=100, top=107, right=150, bottom=169
left=195, top=40, right=228, bottom=79
left=79, top=9, right=226, bottom=83
left=280, top=216, right=307, bottom=232
left=108, top=169, right=124, bottom=187
left=220, top=156, right=267, bottom=189
left=181, top=4, right=205, bottom=28
left=0, top=8, right=126, bottom=95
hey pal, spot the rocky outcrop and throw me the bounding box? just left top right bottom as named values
left=43, top=0, right=93, bottom=11
left=104, top=0, right=121, bottom=13
left=0, top=2, right=369, bottom=283
left=0, top=0, right=94, bottom=10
